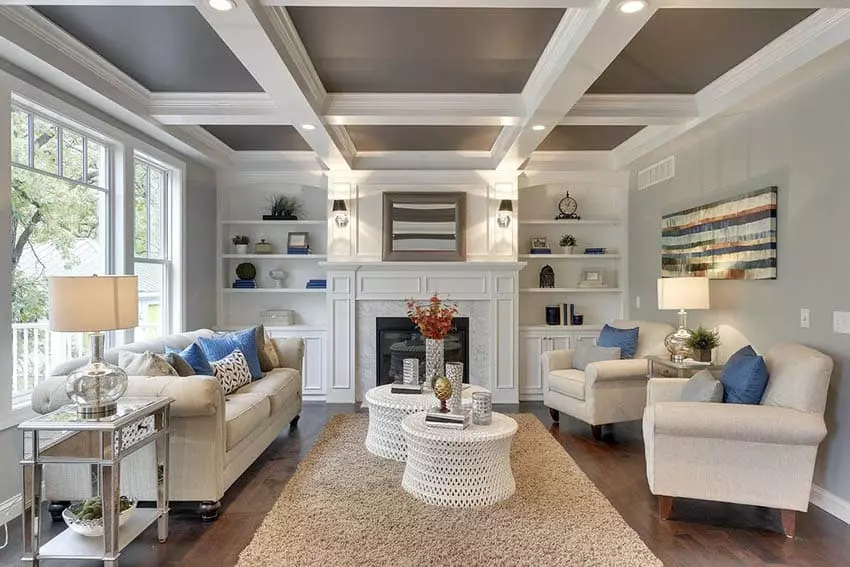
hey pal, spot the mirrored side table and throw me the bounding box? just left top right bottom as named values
left=646, top=355, right=725, bottom=379
left=19, top=397, right=173, bottom=566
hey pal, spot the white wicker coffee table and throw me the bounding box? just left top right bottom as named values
left=364, top=384, right=487, bottom=461
left=401, top=412, right=517, bottom=508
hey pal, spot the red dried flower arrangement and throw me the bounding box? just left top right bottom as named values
left=406, top=294, right=458, bottom=340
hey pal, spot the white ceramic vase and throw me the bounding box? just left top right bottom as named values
left=235, top=244, right=249, bottom=255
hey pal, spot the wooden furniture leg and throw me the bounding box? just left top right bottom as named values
left=548, top=408, right=560, bottom=423
left=781, top=509, right=796, bottom=538
left=658, top=496, right=673, bottom=520
left=591, top=425, right=603, bottom=441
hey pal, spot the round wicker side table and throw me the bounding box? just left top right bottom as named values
left=364, top=384, right=486, bottom=462
left=401, top=412, right=517, bottom=508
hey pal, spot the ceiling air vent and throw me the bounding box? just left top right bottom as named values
left=637, top=155, right=675, bottom=191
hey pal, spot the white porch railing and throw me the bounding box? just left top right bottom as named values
left=12, top=322, right=86, bottom=401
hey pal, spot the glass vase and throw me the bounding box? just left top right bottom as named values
left=446, top=362, right=463, bottom=414
left=424, top=338, right=444, bottom=390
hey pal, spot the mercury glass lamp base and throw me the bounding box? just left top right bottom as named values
left=76, top=402, right=118, bottom=419
left=664, top=309, right=694, bottom=363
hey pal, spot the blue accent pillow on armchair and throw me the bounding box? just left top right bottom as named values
left=197, top=328, right=263, bottom=380
left=721, top=345, right=769, bottom=404
left=597, top=324, right=640, bottom=359
left=166, top=343, right=213, bottom=376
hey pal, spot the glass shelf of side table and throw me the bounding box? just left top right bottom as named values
left=19, top=397, right=173, bottom=566
left=646, top=355, right=725, bottom=379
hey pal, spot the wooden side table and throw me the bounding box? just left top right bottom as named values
left=19, top=397, right=173, bottom=566
left=646, top=355, right=725, bottom=379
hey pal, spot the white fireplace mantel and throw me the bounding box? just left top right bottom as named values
left=324, top=261, right=524, bottom=404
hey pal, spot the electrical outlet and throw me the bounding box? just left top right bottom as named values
left=800, top=308, right=810, bottom=329
left=635, top=296, right=641, bottom=310
left=834, top=312, right=850, bottom=335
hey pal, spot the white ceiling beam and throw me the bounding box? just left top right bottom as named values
left=494, top=1, right=656, bottom=170
left=266, top=1, right=594, bottom=7
left=654, top=1, right=850, bottom=8
left=613, top=8, right=850, bottom=168
left=149, top=92, right=290, bottom=125
left=194, top=0, right=353, bottom=169
left=562, top=94, right=697, bottom=126
left=353, top=151, right=496, bottom=171
left=522, top=151, right=615, bottom=171
left=324, top=93, right=523, bottom=126
left=0, top=1, right=192, bottom=4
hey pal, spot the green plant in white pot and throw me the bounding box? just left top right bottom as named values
left=559, top=234, right=577, bottom=255
left=232, top=235, right=250, bottom=255
left=686, top=326, right=720, bottom=362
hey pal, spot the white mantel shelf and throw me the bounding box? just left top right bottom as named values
left=320, top=261, right=527, bottom=270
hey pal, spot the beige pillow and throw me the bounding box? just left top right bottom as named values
left=263, top=335, right=280, bottom=368
left=118, top=351, right=178, bottom=377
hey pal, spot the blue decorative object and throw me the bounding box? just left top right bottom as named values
left=166, top=343, right=213, bottom=376
left=721, top=345, right=768, bottom=404
left=597, top=324, right=639, bottom=359
left=198, top=328, right=263, bottom=380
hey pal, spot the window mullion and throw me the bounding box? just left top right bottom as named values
left=57, top=125, right=64, bottom=178
left=27, top=113, right=34, bottom=168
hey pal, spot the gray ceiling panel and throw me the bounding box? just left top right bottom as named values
left=537, top=126, right=644, bottom=151
left=287, top=7, right=564, bottom=93
left=347, top=126, right=501, bottom=151
left=35, top=6, right=262, bottom=92
left=203, top=125, right=312, bottom=151
left=589, top=9, right=815, bottom=95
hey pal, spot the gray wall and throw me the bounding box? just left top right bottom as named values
left=629, top=57, right=850, bottom=502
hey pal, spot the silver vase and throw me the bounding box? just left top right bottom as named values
left=446, top=362, right=463, bottom=414
left=424, top=338, right=444, bottom=390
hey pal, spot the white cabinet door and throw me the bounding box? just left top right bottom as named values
left=519, top=333, right=544, bottom=396
left=301, top=335, right=327, bottom=396
left=550, top=336, right=571, bottom=352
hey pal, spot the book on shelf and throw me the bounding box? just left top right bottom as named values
left=306, top=279, right=327, bottom=289
left=286, top=247, right=311, bottom=255
left=561, top=303, right=575, bottom=326
left=583, top=248, right=608, bottom=255
left=529, top=248, right=552, bottom=255
left=232, top=280, right=257, bottom=288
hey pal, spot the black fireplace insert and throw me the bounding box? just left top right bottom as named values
left=375, top=317, right=470, bottom=386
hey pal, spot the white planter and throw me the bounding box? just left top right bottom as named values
left=561, top=246, right=575, bottom=255
left=235, top=244, right=249, bottom=254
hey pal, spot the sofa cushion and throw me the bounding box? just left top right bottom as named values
left=224, top=393, right=271, bottom=451
left=680, top=370, right=724, bottom=403
left=211, top=349, right=253, bottom=395
left=597, top=324, right=639, bottom=359
left=166, top=343, right=213, bottom=376
left=255, top=325, right=276, bottom=372
left=118, top=351, right=177, bottom=377
left=722, top=345, right=769, bottom=405
left=263, top=335, right=281, bottom=368
left=548, top=369, right=586, bottom=400
left=198, top=328, right=263, bottom=380
left=572, top=342, right=621, bottom=371
left=164, top=352, right=196, bottom=377
left=234, top=368, right=300, bottom=414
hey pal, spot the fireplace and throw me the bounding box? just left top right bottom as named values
left=375, top=317, right=470, bottom=386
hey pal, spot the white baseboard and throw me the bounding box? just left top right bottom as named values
left=811, top=484, right=850, bottom=525
left=0, top=493, right=22, bottom=526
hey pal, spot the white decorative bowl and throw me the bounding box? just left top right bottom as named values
left=62, top=498, right=136, bottom=537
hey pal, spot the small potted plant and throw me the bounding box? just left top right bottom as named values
left=263, top=195, right=303, bottom=220
left=232, top=235, right=250, bottom=255
left=559, top=234, right=577, bottom=255
left=686, top=326, right=720, bottom=362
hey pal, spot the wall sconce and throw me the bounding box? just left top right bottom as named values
left=497, top=199, right=513, bottom=228
left=332, top=199, right=349, bottom=228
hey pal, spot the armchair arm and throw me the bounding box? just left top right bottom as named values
left=648, top=402, right=827, bottom=446
left=586, top=358, right=648, bottom=386
left=542, top=349, right=573, bottom=374
left=647, top=378, right=689, bottom=405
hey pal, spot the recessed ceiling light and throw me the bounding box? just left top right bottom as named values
left=208, top=0, right=235, bottom=12
left=532, top=124, right=546, bottom=132
left=618, top=0, right=648, bottom=14
left=301, top=124, right=316, bottom=131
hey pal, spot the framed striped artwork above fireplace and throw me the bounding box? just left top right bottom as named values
left=661, top=186, right=778, bottom=280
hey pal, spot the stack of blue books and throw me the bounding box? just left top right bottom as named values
left=233, top=280, right=257, bottom=289
left=306, top=279, right=327, bottom=289
left=287, top=247, right=311, bottom=255
left=584, top=248, right=607, bottom=255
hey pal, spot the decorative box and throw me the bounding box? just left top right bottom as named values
left=254, top=239, right=274, bottom=254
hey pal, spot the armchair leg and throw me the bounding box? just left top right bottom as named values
left=658, top=496, right=673, bottom=520
left=590, top=425, right=603, bottom=441
left=199, top=500, right=221, bottom=522
left=290, top=414, right=300, bottom=428
left=780, top=509, right=796, bottom=538
left=548, top=408, right=560, bottom=423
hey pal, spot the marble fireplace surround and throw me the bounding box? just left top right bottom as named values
left=324, top=261, right=525, bottom=404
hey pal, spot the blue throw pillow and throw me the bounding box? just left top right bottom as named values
left=597, top=324, right=640, bottom=359
left=166, top=343, right=213, bottom=376
left=721, top=345, right=769, bottom=405
left=198, top=328, right=263, bottom=380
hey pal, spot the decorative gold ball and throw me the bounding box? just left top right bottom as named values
left=433, top=376, right=452, bottom=401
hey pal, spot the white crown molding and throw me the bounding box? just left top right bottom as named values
left=0, top=6, right=150, bottom=107
left=230, top=150, right=326, bottom=170
left=523, top=150, right=614, bottom=172
left=266, top=0, right=593, bottom=6
left=654, top=1, right=850, bottom=7
left=167, top=124, right=235, bottom=164
left=324, top=93, right=523, bottom=126
left=149, top=92, right=288, bottom=125
left=563, top=94, right=698, bottom=126
left=327, top=168, right=517, bottom=186
left=264, top=5, right=327, bottom=107
left=353, top=151, right=496, bottom=171
left=811, top=484, right=850, bottom=525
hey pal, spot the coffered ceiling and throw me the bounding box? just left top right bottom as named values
left=3, top=1, right=847, bottom=171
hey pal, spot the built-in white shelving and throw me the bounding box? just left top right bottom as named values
left=520, top=324, right=605, bottom=332
left=518, top=219, right=620, bottom=226
left=221, top=219, right=326, bottom=226
left=222, top=254, right=327, bottom=260
left=520, top=288, right=623, bottom=294
left=222, top=288, right=326, bottom=294
left=519, top=254, right=621, bottom=260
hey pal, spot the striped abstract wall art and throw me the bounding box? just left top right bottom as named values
left=661, top=187, right=777, bottom=280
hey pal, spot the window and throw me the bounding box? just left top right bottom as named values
left=9, top=105, right=111, bottom=406
left=133, top=156, right=172, bottom=340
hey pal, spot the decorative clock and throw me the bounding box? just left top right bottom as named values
left=556, top=191, right=581, bottom=220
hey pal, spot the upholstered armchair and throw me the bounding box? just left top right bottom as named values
left=542, top=320, right=673, bottom=439
left=643, top=343, right=833, bottom=537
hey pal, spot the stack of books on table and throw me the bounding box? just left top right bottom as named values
left=232, top=280, right=257, bottom=289
left=425, top=408, right=470, bottom=430
left=306, top=279, right=327, bottom=289
left=390, top=382, right=423, bottom=395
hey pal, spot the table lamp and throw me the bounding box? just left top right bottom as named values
left=48, top=275, right=138, bottom=418
left=657, top=276, right=710, bottom=362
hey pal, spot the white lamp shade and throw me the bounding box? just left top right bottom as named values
left=657, top=277, right=710, bottom=310
left=48, top=275, right=139, bottom=332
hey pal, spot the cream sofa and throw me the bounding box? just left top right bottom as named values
left=31, top=329, right=303, bottom=521
left=543, top=320, right=673, bottom=439
left=643, top=343, right=833, bottom=537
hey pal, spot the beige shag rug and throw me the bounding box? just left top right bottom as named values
left=237, top=414, right=662, bottom=567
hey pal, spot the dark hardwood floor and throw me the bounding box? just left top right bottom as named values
left=1, top=402, right=848, bottom=566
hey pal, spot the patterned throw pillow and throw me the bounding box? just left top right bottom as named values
left=118, top=351, right=178, bottom=377
left=211, top=348, right=252, bottom=394
left=263, top=335, right=280, bottom=368
left=198, top=328, right=263, bottom=380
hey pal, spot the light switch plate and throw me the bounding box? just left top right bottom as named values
left=635, top=296, right=641, bottom=310
left=800, top=308, right=810, bottom=329
left=833, top=312, right=850, bottom=335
